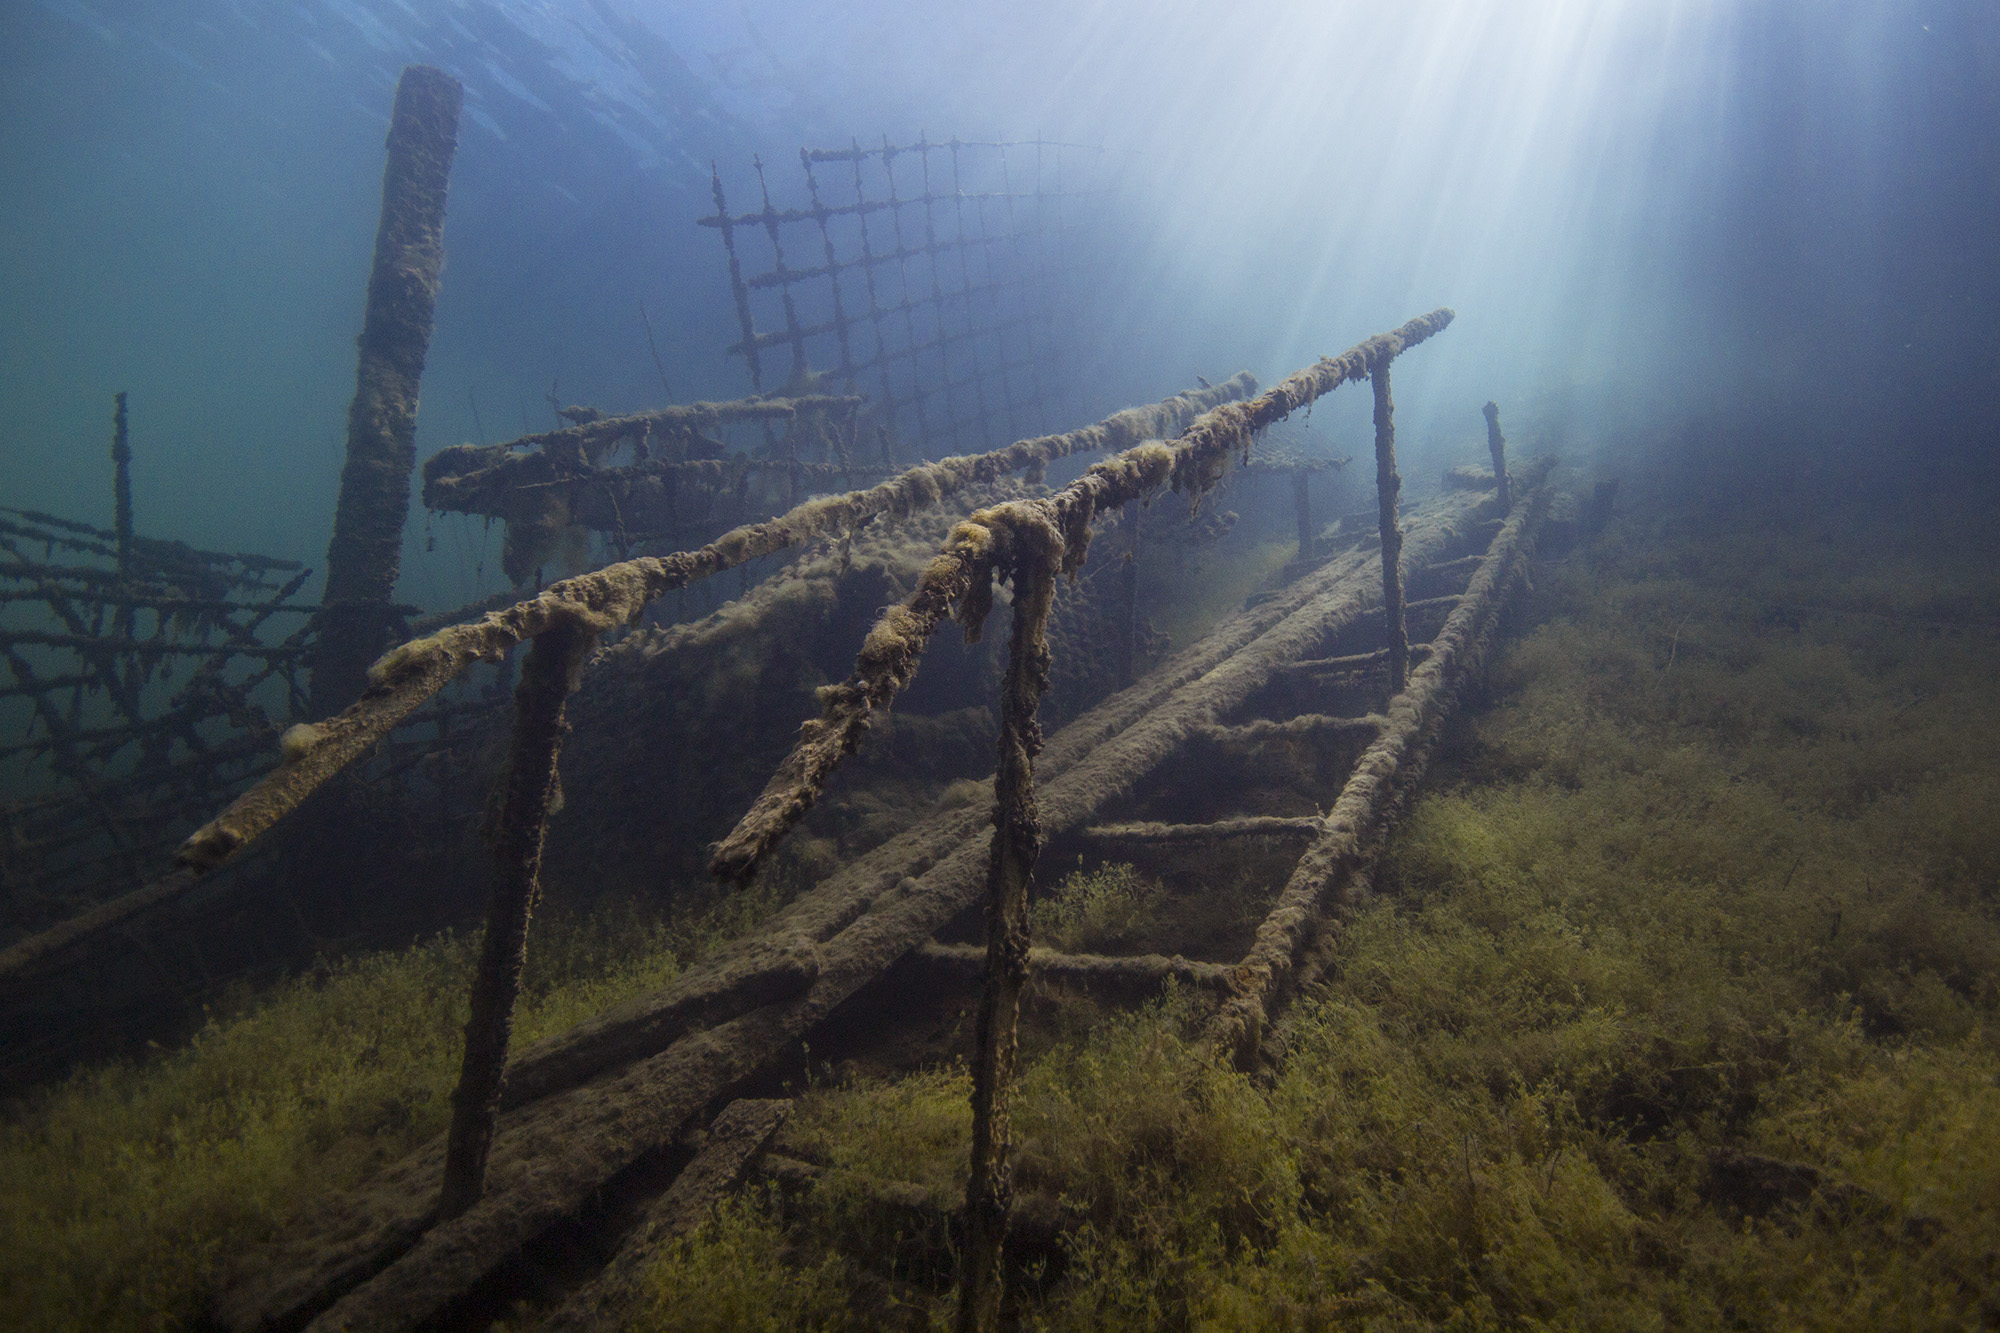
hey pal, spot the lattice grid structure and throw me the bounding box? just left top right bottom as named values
left=703, top=137, right=1113, bottom=461
left=0, top=396, right=509, bottom=931
left=0, top=493, right=315, bottom=916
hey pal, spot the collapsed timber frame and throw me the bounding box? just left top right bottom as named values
left=86, top=308, right=1561, bottom=1333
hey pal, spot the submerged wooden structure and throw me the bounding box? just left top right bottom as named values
left=64, top=307, right=1544, bottom=1333
left=0, top=63, right=1573, bottom=1333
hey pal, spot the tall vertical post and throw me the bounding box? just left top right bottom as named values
left=711, top=165, right=765, bottom=393
left=1372, top=358, right=1408, bottom=693
left=1292, top=467, right=1313, bottom=562
left=959, top=541, right=1058, bottom=1333
left=310, top=65, right=463, bottom=718
left=1114, top=500, right=1138, bottom=689
left=1482, top=400, right=1510, bottom=512
left=437, top=615, right=595, bottom=1220
left=110, top=391, right=133, bottom=572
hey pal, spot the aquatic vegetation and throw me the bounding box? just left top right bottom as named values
left=630, top=485, right=2000, bottom=1328
left=1030, top=862, right=1156, bottom=952
left=0, top=882, right=789, bottom=1333
left=6, top=482, right=1996, bottom=1330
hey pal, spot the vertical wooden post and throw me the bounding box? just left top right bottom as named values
left=437, top=615, right=594, bottom=1220
left=959, top=546, right=1057, bottom=1333
left=1372, top=359, right=1408, bottom=693
left=110, top=392, right=133, bottom=572
left=1482, top=400, right=1510, bottom=512
left=1114, top=499, right=1138, bottom=689
left=1292, top=467, right=1313, bottom=562
left=310, top=65, right=463, bottom=718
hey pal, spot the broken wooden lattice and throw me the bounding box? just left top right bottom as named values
left=0, top=396, right=319, bottom=925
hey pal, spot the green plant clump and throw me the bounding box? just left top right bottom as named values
left=0, top=881, right=789, bottom=1332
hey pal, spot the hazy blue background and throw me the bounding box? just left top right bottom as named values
left=3, top=0, right=1994, bottom=613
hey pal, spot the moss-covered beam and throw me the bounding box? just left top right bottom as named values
left=910, top=941, right=1233, bottom=989
left=1211, top=460, right=1554, bottom=1067
left=1074, top=816, right=1324, bottom=845
left=960, top=528, right=1058, bottom=1332
left=215, top=487, right=1491, bottom=1333
left=1483, top=400, right=1511, bottom=512
left=539, top=1099, right=791, bottom=1331
left=310, top=66, right=462, bottom=718
left=710, top=313, right=1454, bottom=884
left=436, top=614, right=595, bottom=1219
left=1370, top=359, right=1408, bottom=693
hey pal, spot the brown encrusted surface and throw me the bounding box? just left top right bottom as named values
left=215, top=485, right=1488, bottom=1333
left=710, top=312, right=1454, bottom=883
left=960, top=517, right=1060, bottom=1329
left=0, top=381, right=1254, bottom=979
left=311, top=66, right=462, bottom=716
left=438, top=616, right=596, bottom=1219
left=535, top=1098, right=791, bottom=1332
left=419, top=394, right=866, bottom=527
left=910, top=941, right=1233, bottom=990
left=176, top=374, right=1253, bottom=877
left=1075, top=816, right=1324, bottom=845
left=1370, top=361, right=1409, bottom=693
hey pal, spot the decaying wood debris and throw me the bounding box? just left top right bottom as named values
left=213, top=478, right=1503, bottom=1333
left=203, top=311, right=1562, bottom=1333
left=419, top=393, right=871, bottom=568
left=1370, top=360, right=1410, bottom=693
left=0, top=377, right=1250, bottom=985
left=1210, top=458, right=1553, bottom=1066
left=0, top=410, right=318, bottom=963
left=537, top=1098, right=792, bottom=1333
left=707, top=311, right=1454, bottom=886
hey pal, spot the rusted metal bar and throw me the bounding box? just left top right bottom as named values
left=701, top=187, right=1105, bottom=233
left=752, top=155, right=808, bottom=388
left=917, top=135, right=964, bottom=455
left=310, top=65, right=462, bottom=718
left=0, top=630, right=306, bottom=659
left=848, top=137, right=903, bottom=452
left=436, top=613, right=595, bottom=1220
left=1371, top=357, right=1408, bottom=692
left=960, top=519, right=1059, bottom=1333
left=800, top=151, right=856, bottom=383
left=710, top=164, right=764, bottom=393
